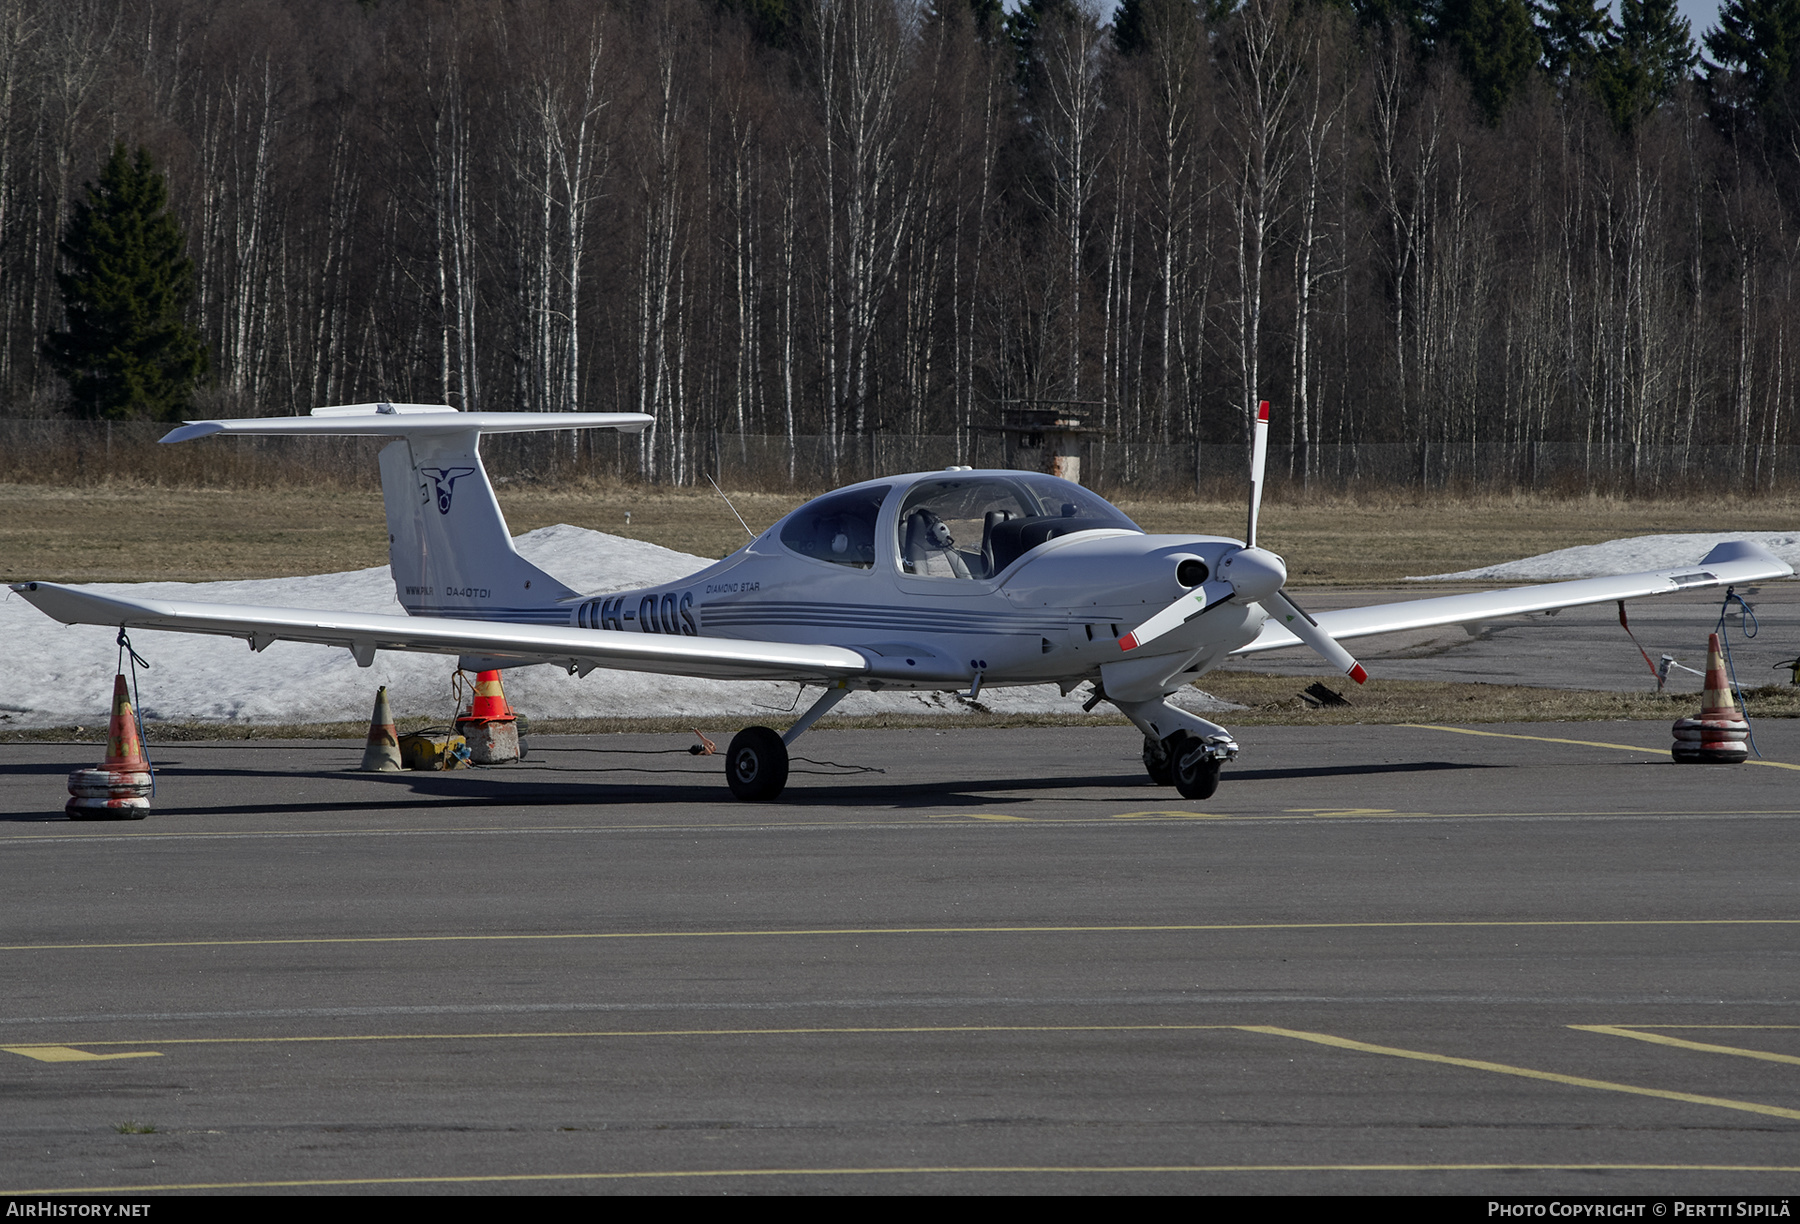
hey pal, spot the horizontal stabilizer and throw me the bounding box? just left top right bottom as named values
left=161, top=405, right=652, bottom=444
left=1233, top=540, right=1793, bottom=657
left=11, top=582, right=869, bottom=684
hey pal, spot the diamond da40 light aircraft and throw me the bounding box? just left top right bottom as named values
left=13, top=401, right=1792, bottom=800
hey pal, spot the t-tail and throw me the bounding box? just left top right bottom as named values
left=161, top=402, right=653, bottom=625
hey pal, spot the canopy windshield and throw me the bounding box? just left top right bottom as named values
left=897, top=474, right=1139, bottom=580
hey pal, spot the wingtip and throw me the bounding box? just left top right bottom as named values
left=160, top=421, right=224, bottom=444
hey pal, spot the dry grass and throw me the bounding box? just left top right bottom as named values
left=0, top=483, right=811, bottom=584
left=6, top=481, right=1797, bottom=585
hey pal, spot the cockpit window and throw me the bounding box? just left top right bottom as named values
left=779, top=485, right=889, bottom=569
left=898, top=475, right=1139, bottom=580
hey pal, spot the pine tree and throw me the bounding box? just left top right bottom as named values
left=1434, top=0, right=1543, bottom=123
left=1593, top=0, right=1698, bottom=132
left=714, top=0, right=803, bottom=49
left=1536, top=0, right=1613, bottom=83
left=966, top=0, right=1007, bottom=44
left=1705, top=0, right=1800, bottom=133
left=1113, top=0, right=1222, bottom=55
left=45, top=143, right=208, bottom=421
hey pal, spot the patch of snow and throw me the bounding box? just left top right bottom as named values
left=1405, top=531, right=1800, bottom=582
left=1, top=525, right=1157, bottom=729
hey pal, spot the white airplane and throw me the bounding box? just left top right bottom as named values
left=13, top=401, right=1792, bottom=801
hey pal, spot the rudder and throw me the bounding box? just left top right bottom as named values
left=379, top=431, right=576, bottom=623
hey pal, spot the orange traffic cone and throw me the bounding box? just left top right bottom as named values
left=1671, top=632, right=1750, bottom=764
left=359, top=686, right=403, bottom=771
left=466, top=671, right=515, bottom=723
left=66, top=675, right=152, bottom=820
left=455, top=670, right=520, bottom=764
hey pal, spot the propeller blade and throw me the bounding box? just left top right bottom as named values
left=1246, top=399, right=1269, bottom=548
left=1121, top=546, right=1286, bottom=653
left=1122, top=399, right=1291, bottom=657
left=1267, top=589, right=1367, bottom=684
left=1118, top=586, right=1227, bottom=653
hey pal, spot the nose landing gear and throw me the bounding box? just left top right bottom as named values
left=1143, top=730, right=1233, bottom=799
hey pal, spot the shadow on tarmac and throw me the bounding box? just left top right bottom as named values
left=3, top=759, right=1494, bottom=821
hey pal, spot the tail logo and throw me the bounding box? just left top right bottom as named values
left=419, top=467, right=476, bottom=515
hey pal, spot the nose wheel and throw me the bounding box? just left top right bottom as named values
left=726, top=726, right=789, bottom=801
left=1173, top=740, right=1222, bottom=800
left=1145, top=731, right=1227, bottom=800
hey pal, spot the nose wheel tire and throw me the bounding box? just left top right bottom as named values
left=1173, top=736, right=1222, bottom=800
left=726, top=726, right=789, bottom=801
left=1157, top=731, right=1224, bottom=800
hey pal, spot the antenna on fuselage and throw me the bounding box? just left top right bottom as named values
left=706, top=473, right=757, bottom=541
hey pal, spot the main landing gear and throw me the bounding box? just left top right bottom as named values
left=724, top=684, right=850, bottom=801
left=725, top=686, right=1237, bottom=804
left=726, top=726, right=788, bottom=801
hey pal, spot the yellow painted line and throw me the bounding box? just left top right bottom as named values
left=926, top=813, right=1033, bottom=822
left=12, top=1164, right=1800, bottom=1193
left=1573, top=1025, right=1800, bottom=1067
left=1283, top=808, right=1435, bottom=819
left=0, top=1045, right=161, bottom=1063
left=6, top=917, right=1797, bottom=954
left=1245, top=1026, right=1800, bottom=1121
left=1407, top=724, right=1800, bottom=772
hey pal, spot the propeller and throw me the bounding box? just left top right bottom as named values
left=1119, top=399, right=1367, bottom=685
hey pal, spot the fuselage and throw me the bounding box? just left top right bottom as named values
left=550, top=469, right=1269, bottom=690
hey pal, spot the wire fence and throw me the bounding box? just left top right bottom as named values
left=4, top=418, right=1798, bottom=498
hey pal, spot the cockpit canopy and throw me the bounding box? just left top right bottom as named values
left=899, top=474, right=1139, bottom=579
left=778, top=484, right=890, bottom=569
left=776, top=472, right=1140, bottom=578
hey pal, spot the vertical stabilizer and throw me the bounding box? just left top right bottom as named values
left=379, top=433, right=576, bottom=623
left=156, top=402, right=652, bottom=625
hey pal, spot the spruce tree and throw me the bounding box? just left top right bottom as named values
left=1705, top=0, right=1800, bottom=134
left=1593, top=0, right=1698, bottom=132
left=1536, top=0, right=1614, bottom=83
left=1434, top=0, right=1543, bottom=123
left=44, top=143, right=208, bottom=421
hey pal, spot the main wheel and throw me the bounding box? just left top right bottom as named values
left=1142, top=735, right=1174, bottom=786
left=726, top=726, right=789, bottom=801
left=1173, top=739, right=1222, bottom=800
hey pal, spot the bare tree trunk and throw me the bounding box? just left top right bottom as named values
left=1222, top=0, right=1301, bottom=441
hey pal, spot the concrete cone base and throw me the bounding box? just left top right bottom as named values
left=456, top=719, right=520, bottom=764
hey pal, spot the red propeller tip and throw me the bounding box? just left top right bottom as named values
left=1349, top=663, right=1367, bottom=684
left=1119, top=633, right=1138, bottom=652
left=1257, top=400, right=1269, bottom=422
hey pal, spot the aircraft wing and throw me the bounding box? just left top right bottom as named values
left=1232, top=539, right=1793, bottom=657
left=10, top=582, right=869, bottom=683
